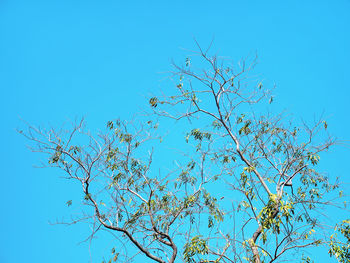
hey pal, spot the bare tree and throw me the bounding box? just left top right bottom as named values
left=21, top=46, right=347, bottom=263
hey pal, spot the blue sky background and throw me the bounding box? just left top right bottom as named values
left=1, top=0, right=349, bottom=262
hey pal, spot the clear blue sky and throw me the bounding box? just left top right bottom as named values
left=1, top=0, right=349, bottom=262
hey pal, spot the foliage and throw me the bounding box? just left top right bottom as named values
left=21, top=46, right=346, bottom=263
left=329, top=219, right=350, bottom=262
left=183, top=235, right=209, bottom=263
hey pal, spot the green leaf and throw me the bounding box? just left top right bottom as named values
left=323, top=120, right=328, bottom=129
left=149, top=97, right=158, bottom=108
left=185, top=57, right=191, bottom=67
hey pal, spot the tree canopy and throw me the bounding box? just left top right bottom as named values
left=22, top=46, right=349, bottom=263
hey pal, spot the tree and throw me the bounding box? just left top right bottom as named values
left=21, top=45, right=348, bottom=263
